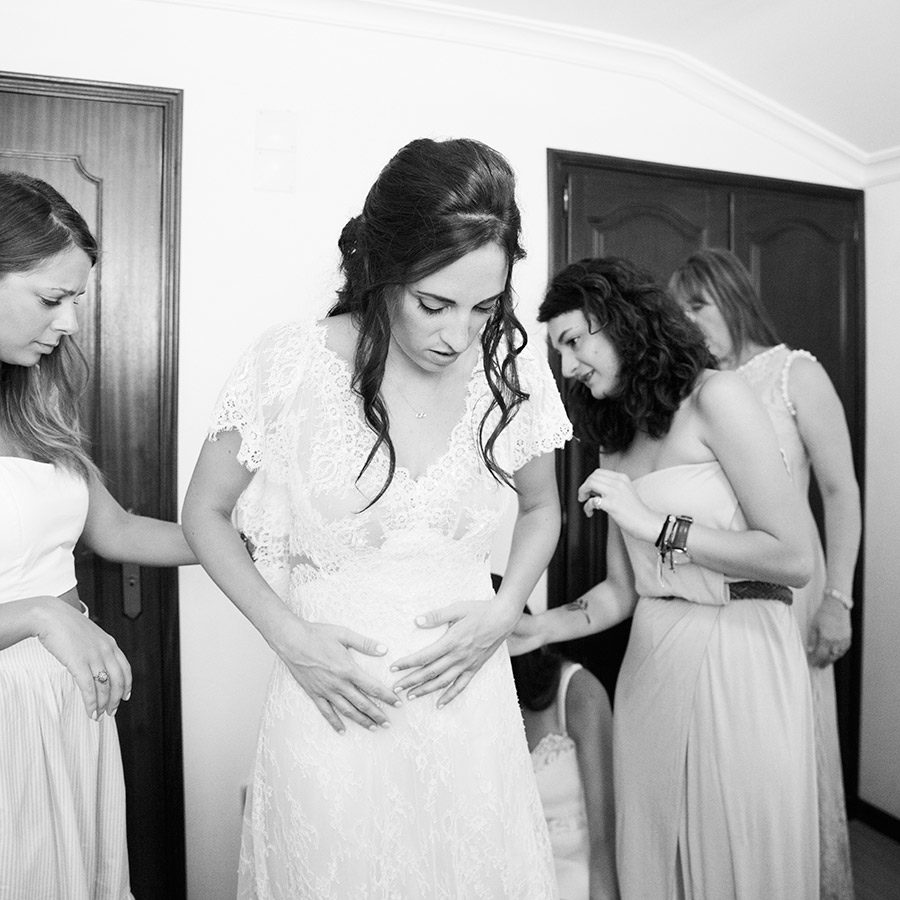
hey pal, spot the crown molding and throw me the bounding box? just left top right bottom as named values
left=862, top=147, right=900, bottom=188
left=143, top=0, right=900, bottom=185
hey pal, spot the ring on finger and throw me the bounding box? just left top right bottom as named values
left=93, top=669, right=110, bottom=684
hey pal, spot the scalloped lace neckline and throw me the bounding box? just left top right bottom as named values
left=312, top=323, right=484, bottom=484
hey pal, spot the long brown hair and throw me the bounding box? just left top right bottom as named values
left=668, top=248, right=781, bottom=359
left=0, top=172, right=99, bottom=478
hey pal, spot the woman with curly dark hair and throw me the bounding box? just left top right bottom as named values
left=511, top=257, right=819, bottom=898
left=183, top=137, right=571, bottom=896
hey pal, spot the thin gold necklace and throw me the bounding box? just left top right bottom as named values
left=387, top=381, right=428, bottom=419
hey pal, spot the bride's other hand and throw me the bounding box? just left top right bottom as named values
left=390, top=599, right=518, bottom=708
left=274, top=620, right=401, bottom=734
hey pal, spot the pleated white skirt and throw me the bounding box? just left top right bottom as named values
left=0, top=636, right=132, bottom=900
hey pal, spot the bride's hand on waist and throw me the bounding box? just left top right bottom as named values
left=273, top=620, right=402, bottom=734
left=389, top=599, right=519, bottom=708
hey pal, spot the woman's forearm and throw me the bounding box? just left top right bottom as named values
left=181, top=505, right=297, bottom=652
left=533, top=580, right=636, bottom=646
left=821, top=485, right=861, bottom=595
left=665, top=520, right=812, bottom=588
left=0, top=594, right=80, bottom=651
left=495, top=500, right=560, bottom=619
left=91, top=515, right=197, bottom=567
left=0, top=598, right=48, bottom=650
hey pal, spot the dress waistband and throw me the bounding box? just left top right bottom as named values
left=727, top=580, right=792, bottom=604
left=657, top=580, right=792, bottom=605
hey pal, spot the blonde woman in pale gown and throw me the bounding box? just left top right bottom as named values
left=0, top=172, right=195, bottom=898
left=512, top=256, right=818, bottom=899
left=183, top=138, right=570, bottom=898
left=670, top=247, right=859, bottom=899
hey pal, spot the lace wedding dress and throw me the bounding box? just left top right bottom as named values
left=210, top=320, right=570, bottom=899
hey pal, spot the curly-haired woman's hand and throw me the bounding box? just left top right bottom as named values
left=578, top=468, right=660, bottom=543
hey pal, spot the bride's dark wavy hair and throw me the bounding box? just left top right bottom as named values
left=538, top=257, right=714, bottom=453
left=328, top=137, right=529, bottom=505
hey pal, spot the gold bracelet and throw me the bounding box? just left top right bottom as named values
left=824, top=587, right=853, bottom=610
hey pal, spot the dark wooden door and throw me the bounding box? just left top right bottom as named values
left=732, top=187, right=864, bottom=794
left=548, top=150, right=864, bottom=802
left=0, top=72, right=184, bottom=898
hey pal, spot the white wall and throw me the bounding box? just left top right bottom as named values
left=4, top=0, right=897, bottom=896
left=860, top=178, right=900, bottom=820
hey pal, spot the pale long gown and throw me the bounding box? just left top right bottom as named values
left=210, top=321, right=571, bottom=899
left=614, top=461, right=818, bottom=899
left=0, top=458, right=132, bottom=899
left=739, top=344, right=854, bottom=899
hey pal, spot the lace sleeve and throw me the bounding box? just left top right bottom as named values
left=208, top=321, right=312, bottom=471
left=505, top=343, right=573, bottom=472
left=207, top=321, right=315, bottom=598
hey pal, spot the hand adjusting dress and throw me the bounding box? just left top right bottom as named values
left=210, top=321, right=571, bottom=899
left=739, top=344, right=854, bottom=899
left=0, top=459, right=132, bottom=900
left=613, top=461, right=818, bottom=900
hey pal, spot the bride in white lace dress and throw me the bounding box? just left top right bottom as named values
left=183, top=138, right=571, bottom=898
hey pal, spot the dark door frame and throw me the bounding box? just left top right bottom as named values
left=0, top=70, right=185, bottom=888
left=547, top=148, right=868, bottom=820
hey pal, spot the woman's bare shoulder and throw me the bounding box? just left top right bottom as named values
left=691, top=367, right=755, bottom=413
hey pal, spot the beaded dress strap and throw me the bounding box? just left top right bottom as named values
left=781, top=349, right=817, bottom=417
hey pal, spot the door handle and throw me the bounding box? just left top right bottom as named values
left=122, top=563, right=142, bottom=620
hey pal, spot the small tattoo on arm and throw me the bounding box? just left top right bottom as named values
left=565, top=597, right=591, bottom=625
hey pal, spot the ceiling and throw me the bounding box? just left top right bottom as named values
left=428, top=0, right=899, bottom=159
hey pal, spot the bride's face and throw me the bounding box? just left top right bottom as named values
left=389, top=242, right=508, bottom=374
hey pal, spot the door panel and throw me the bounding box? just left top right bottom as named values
left=733, top=189, right=864, bottom=792
left=0, top=74, right=184, bottom=898
left=734, top=190, right=860, bottom=406
left=568, top=165, right=729, bottom=278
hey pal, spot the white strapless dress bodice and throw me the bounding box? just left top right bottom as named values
left=0, top=458, right=132, bottom=900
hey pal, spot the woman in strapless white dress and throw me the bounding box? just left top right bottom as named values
left=0, top=172, right=195, bottom=899
left=513, top=257, right=819, bottom=899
